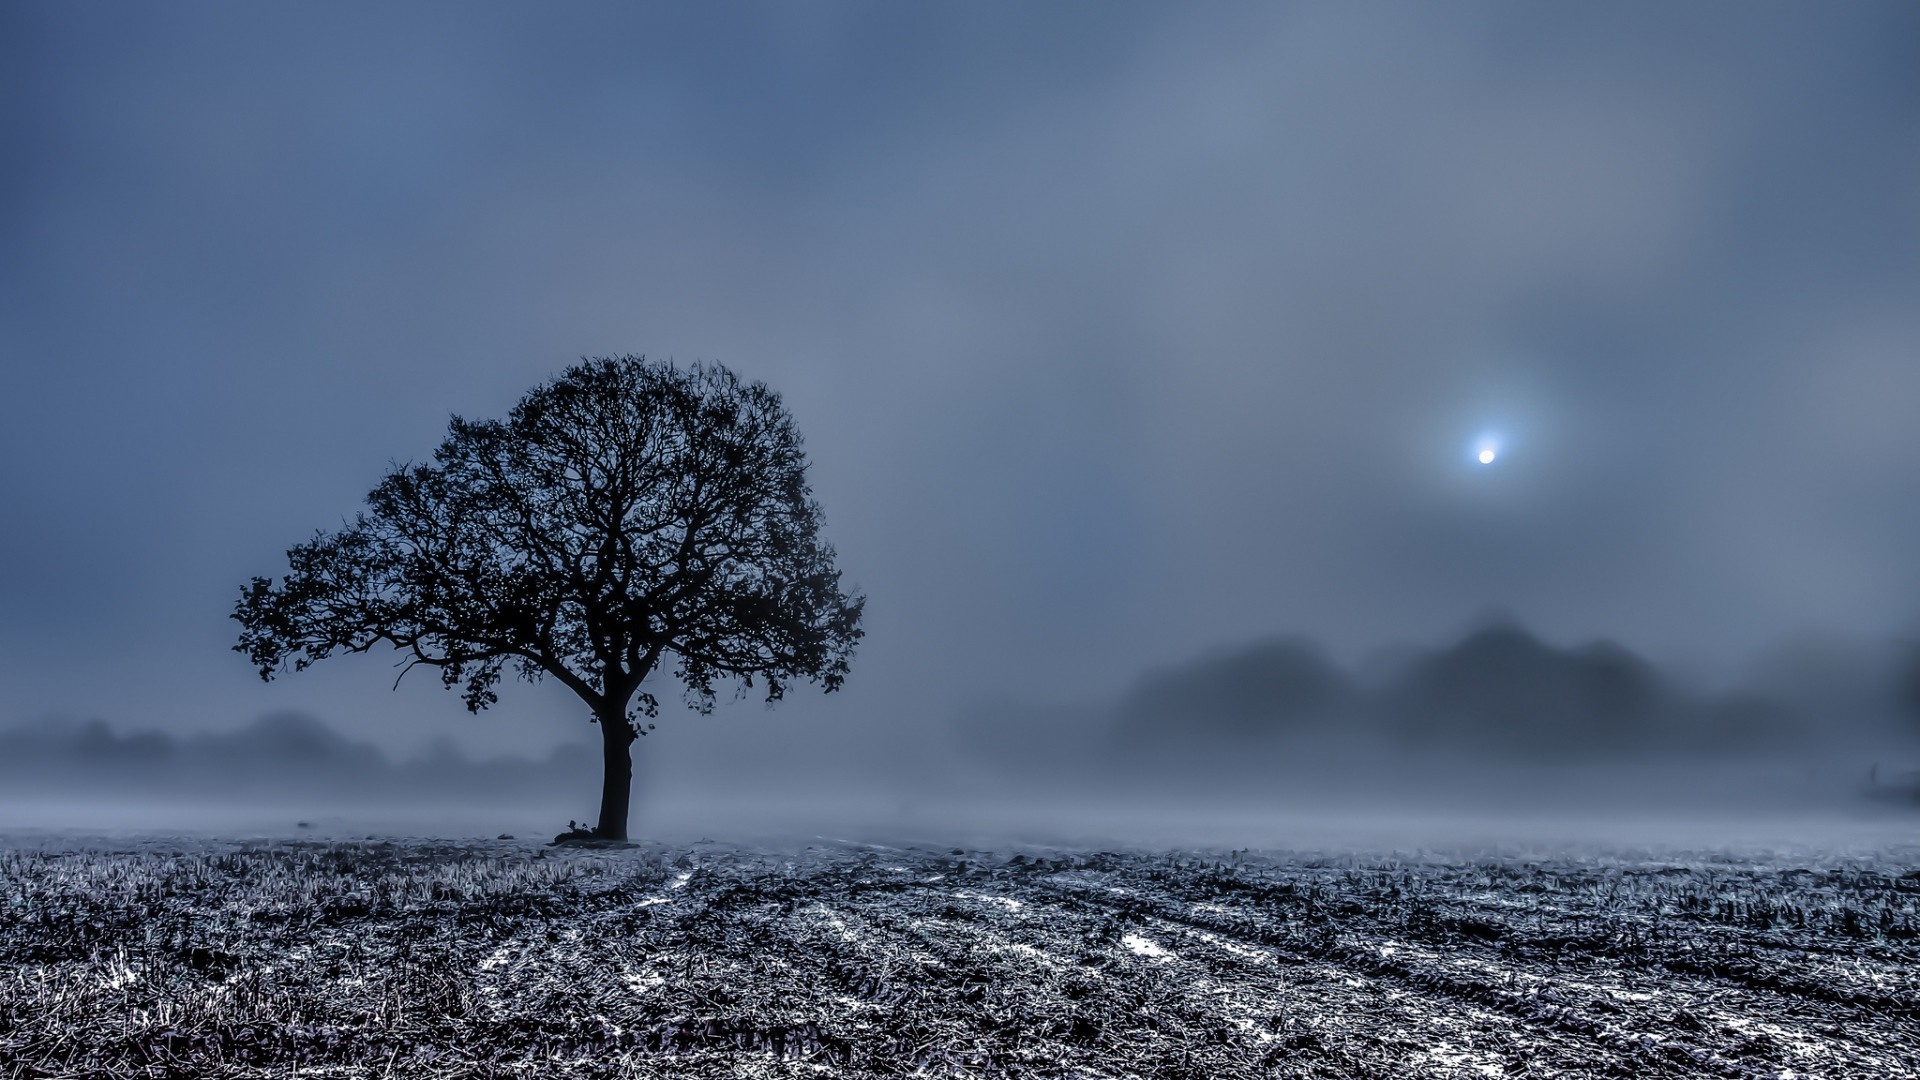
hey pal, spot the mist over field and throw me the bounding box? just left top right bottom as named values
left=6, top=618, right=1915, bottom=848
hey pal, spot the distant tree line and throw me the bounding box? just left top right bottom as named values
left=0, top=712, right=593, bottom=804
left=958, top=620, right=1920, bottom=796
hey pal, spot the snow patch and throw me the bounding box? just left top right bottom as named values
left=954, top=890, right=1025, bottom=913
left=1121, top=933, right=1173, bottom=960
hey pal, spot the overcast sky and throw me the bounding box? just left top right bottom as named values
left=4, top=2, right=1918, bottom=765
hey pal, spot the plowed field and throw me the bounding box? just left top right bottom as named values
left=3, top=837, right=1916, bottom=1078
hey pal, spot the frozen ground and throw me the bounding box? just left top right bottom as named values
left=1, top=833, right=1917, bottom=1078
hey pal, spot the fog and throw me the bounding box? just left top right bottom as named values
left=5, top=618, right=1916, bottom=846
left=4, top=3, right=1918, bottom=847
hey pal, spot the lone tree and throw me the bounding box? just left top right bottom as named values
left=234, top=357, right=864, bottom=840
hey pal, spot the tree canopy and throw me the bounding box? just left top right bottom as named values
left=234, top=356, right=864, bottom=838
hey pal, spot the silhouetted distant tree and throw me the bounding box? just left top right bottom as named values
left=234, top=357, right=864, bottom=839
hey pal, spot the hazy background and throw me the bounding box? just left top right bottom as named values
left=4, top=2, right=1918, bottom=837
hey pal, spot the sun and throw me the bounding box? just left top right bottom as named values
left=1472, top=433, right=1502, bottom=465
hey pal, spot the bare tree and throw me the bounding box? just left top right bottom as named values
left=234, top=356, right=864, bottom=839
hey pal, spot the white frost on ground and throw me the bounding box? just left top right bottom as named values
left=101, top=952, right=137, bottom=990
left=1721, top=1015, right=1836, bottom=1063
left=810, top=904, right=862, bottom=944
left=987, top=940, right=1058, bottom=967
left=1188, top=928, right=1271, bottom=963
left=1121, top=933, right=1173, bottom=960
left=952, top=890, right=1025, bottom=913
left=5, top=835, right=1916, bottom=1078
left=1417, top=1043, right=1505, bottom=1078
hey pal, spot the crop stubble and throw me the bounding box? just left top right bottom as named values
left=0, top=837, right=1915, bottom=1078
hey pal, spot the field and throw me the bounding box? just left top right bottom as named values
left=2, top=834, right=1917, bottom=1078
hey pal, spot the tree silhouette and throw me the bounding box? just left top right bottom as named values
left=234, top=357, right=863, bottom=839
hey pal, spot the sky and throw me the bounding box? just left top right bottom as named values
left=3, top=2, right=1919, bottom=774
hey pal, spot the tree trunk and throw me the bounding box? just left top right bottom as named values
left=594, top=710, right=636, bottom=840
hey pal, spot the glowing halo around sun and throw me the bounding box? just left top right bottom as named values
left=1471, top=433, right=1502, bottom=466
